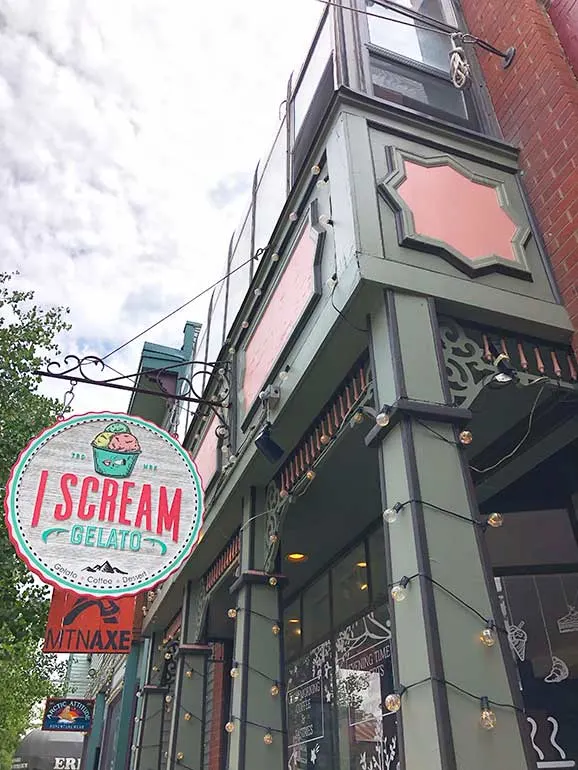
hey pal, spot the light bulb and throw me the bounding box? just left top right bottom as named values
left=376, top=411, right=390, bottom=427
left=165, top=695, right=172, bottom=703
left=487, top=512, right=503, bottom=528
left=289, top=211, right=298, bottom=222
left=269, top=533, right=279, bottom=544
left=225, top=721, right=235, bottom=733
left=316, top=178, right=327, bottom=188
left=383, top=503, right=402, bottom=524
left=152, top=665, right=159, bottom=672
left=351, top=412, right=364, bottom=424
left=272, top=624, right=281, bottom=635
left=271, top=252, right=280, bottom=262
left=228, top=608, right=238, bottom=619
left=326, top=274, right=338, bottom=290
left=163, top=638, right=168, bottom=645
left=184, top=712, right=192, bottom=721
left=391, top=577, right=410, bottom=603
left=230, top=666, right=240, bottom=678
left=459, top=430, right=473, bottom=446
left=229, top=454, right=237, bottom=464
left=177, top=753, right=184, bottom=761
left=254, top=288, right=262, bottom=297
left=269, top=576, right=278, bottom=587
left=311, top=164, right=321, bottom=175
left=164, top=652, right=172, bottom=660
left=228, top=347, right=236, bottom=355
left=270, top=684, right=280, bottom=697
left=279, top=369, right=289, bottom=381
left=241, top=321, right=249, bottom=329
left=384, top=693, right=401, bottom=712
left=185, top=670, right=193, bottom=678
left=306, top=469, right=316, bottom=480
left=136, top=691, right=142, bottom=698
left=480, top=625, right=496, bottom=647
left=319, top=214, right=332, bottom=226
left=320, top=434, right=330, bottom=445
left=479, top=699, right=497, bottom=730
left=131, top=745, right=137, bottom=752
left=264, top=732, right=274, bottom=745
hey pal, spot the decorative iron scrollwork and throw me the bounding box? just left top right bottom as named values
left=439, top=319, right=496, bottom=407
left=263, top=480, right=292, bottom=573
left=160, top=640, right=180, bottom=687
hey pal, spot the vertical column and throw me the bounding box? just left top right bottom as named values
left=135, top=633, right=168, bottom=770
left=166, top=581, right=211, bottom=770
left=225, top=490, right=285, bottom=770
left=369, top=292, right=532, bottom=770
left=83, top=691, right=106, bottom=770
left=113, top=644, right=140, bottom=770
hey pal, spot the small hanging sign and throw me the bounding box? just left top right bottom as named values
left=4, top=412, right=204, bottom=597
left=41, top=698, right=94, bottom=732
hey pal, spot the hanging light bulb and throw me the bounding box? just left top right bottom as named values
left=351, top=411, right=364, bottom=425
left=289, top=211, right=298, bottom=222
left=306, top=469, right=316, bottom=480
left=320, top=433, right=330, bottom=445
left=271, top=252, right=280, bottom=262
left=230, top=665, right=240, bottom=678
left=459, top=430, right=473, bottom=446
left=383, top=502, right=403, bottom=524
left=272, top=623, right=281, bottom=635
left=384, top=693, right=402, bottom=713
left=176, top=753, right=184, bottom=762
left=254, top=288, right=262, bottom=297
left=263, top=731, right=274, bottom=745
left=269, top=533, right=279, bottom=544
left=311, top=164, right=321, bottom=175
left=270, top=683, right=280, bottom=697
left=376, top=409, right=390, bottom=428
left=479, top=697, right=497, bottom=730
left=152, top=665, right=160, bottom=672
left=391, top=576, right=410, bottom=603
left=227, top=608, right=238, bottom=619
left=241, top=320, right=249, bottom=329
left=319, top=214, right=333, bottom=227
left=185, top=670, right=193, bottom=679
left=165, top=695, right=172, bottom=703
left=184, top=712, right=192, bottom=721
left=487, top=512, right=504, bottom=528
left=225, top=721, right=235, bottom=733
left=480, top=622, right=497, bottom=647
left=268, top=576, right=278, bottom=587
left=164, top=652, right=172, bottom=660
left=279, top=368, right=289, bottom=382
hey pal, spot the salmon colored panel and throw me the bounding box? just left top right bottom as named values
left=243, top=226, right=317, bottom=411
left=398, top=162, right=518, bottom=262
left=193, top=415, right=218, bottom=489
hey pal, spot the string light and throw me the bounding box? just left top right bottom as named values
left=268, top=576, right=278, bottom=587
left=384, top=693, right=402, bottom=712
left=230, top=665, right=240, bottom=679
left=479, top=697, right=497, bottom=730
left=382, top=498, right=504, bottom=531
left=225, top=722, right=235, bottom=733
left=375, top=408, right=391, bottom=427
left=272, top=624, right=281, bottom=635
left=383, top=502, right=403, bottom=524
left=227, top=608, right=238, bottom=619
left=271, top=252, right=280, bottom=262
left=305, top=469, right=316, bottom=480
left=176, top=753, right=184, bottom=761
left=351, top=411, right=364, bottom=425
left=263, top=732, right=274, bottom=745
left=487, top=512, right=504, bottom=528
left=288, top=211, right=298, bottom=222
left=480, top=622, right=497, bottom=647
left=320, top=433, right=330, bottom=445
left=311, top=164, right=321, bottom=175
left=270, top=683, right=280, bottom=697
left=278, top=367, right=290, bottom=381
left=391, top=576, right=410, bottom=602
left=184, top=712, right=192, bottom=721
left=185, top=670, right=194, bottom=679
left=269, top=533, right=279, bottom=544
left=165, top=695, right=172, bottom=703
left=459, top=430, right=473, bottom=445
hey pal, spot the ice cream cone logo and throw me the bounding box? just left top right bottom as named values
left=91, top=421, right=142, bottom=479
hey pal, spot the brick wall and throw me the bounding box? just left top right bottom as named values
left=548, top=0, right=578, bottom=75
left=460, top=0, right=578, bottom=348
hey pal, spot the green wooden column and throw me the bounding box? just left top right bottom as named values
left=225, top=490, right=285, bottom=770
left=83, top=691, right=106, bottom=770
left=368, top=291, right=533, bottom=770
left=135, top=633, right=169, bottom=770
left=166, top=581, right=211, bottom=770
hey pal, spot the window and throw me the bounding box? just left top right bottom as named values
left=364, top=0, right=481, bottom=129
left=284, top=526, right=398, bottom=770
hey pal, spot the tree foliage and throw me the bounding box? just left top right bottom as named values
left=0, top=272, right=70, bottom=767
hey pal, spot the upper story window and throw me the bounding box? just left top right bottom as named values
left=364, top=0, right=481, bottom=129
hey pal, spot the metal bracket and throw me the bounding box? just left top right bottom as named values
left=364, top=399, right=472, bottom=448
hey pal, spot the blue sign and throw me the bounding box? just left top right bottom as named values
left=42, top=698, right=94, bottom=732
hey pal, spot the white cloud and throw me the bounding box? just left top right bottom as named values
left=0, top=0, right=323, bottom=417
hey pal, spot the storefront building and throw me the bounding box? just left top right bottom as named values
left=124, top=3, right=578, bottom=770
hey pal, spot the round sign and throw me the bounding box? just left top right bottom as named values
left=4, top=412, right=204, bottom=597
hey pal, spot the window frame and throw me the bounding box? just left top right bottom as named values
left=358, top=0, right=485, bottom=131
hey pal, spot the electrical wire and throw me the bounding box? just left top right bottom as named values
left=470, top=384, right=546, bottom=474
left=102, top=251, right=263, bottom=362
left=316, top=0, right=456, bottom=37
left=396, top=676, right=523, bottom=713
left=330, top=282, right=368, bottom=333
left=389, top=498, right=487, bottom=528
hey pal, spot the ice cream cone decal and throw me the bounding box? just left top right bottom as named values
left=91, top=421, right=141, bottom=479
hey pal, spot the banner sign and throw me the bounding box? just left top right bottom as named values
left=44, top=589, right=136, bottom=653
left=42, top=699, right=94, bottom=732
left=4, top=412, right=204, bottom=597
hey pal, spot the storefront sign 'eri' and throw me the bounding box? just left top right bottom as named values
left=3, top=412, right=204, bottom=597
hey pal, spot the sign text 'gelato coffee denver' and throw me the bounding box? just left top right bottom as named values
left=4, top=413, right=204, bottom=596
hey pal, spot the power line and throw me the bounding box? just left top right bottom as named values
left=315, top=0, right=456, bottom=37
left=102, top=252, right=262, bottom=363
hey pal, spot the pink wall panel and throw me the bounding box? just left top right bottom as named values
left=193, top=415, right=218, bottom=490
left=548, top=0, right=578, bottom=76
left=242, top=226, right=317, bottom=412
left=398, top=162, right=518, bottom=263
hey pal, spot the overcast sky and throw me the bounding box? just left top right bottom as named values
left=0, top=0, right=323, bottom=418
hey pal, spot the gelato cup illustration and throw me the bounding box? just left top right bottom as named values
left=91, top=422, right=141, bottom=478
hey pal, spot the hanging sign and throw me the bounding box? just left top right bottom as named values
left=42, top=698, right=94, bottom=732
left=44, top=589, right=137, bottom=653
left=4, top=412, right=204, bottom=597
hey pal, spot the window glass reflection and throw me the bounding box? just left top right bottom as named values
left=335, top=605, right=396, bottom=770
left=332, top=544, right=370, bottom=628
left=368, top=528, right=387, bottom=603
left=367, top=3, right=453, bottom=72
left=285, top=598, right=303, bottom=662
left=293, top=16, right=333, bottom=134
left=302, top=574, right=331, bottom=649
left=377, top=0, right=456, bottom=25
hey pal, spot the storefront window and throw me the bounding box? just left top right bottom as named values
left=285, top=526, right=398, bottom=770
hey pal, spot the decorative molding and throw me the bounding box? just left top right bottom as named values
left=439, top=316, right=578, bottom=407
left=203, top=531, right=241, bottom=594
left=379, top=148, right=532, bottom=279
